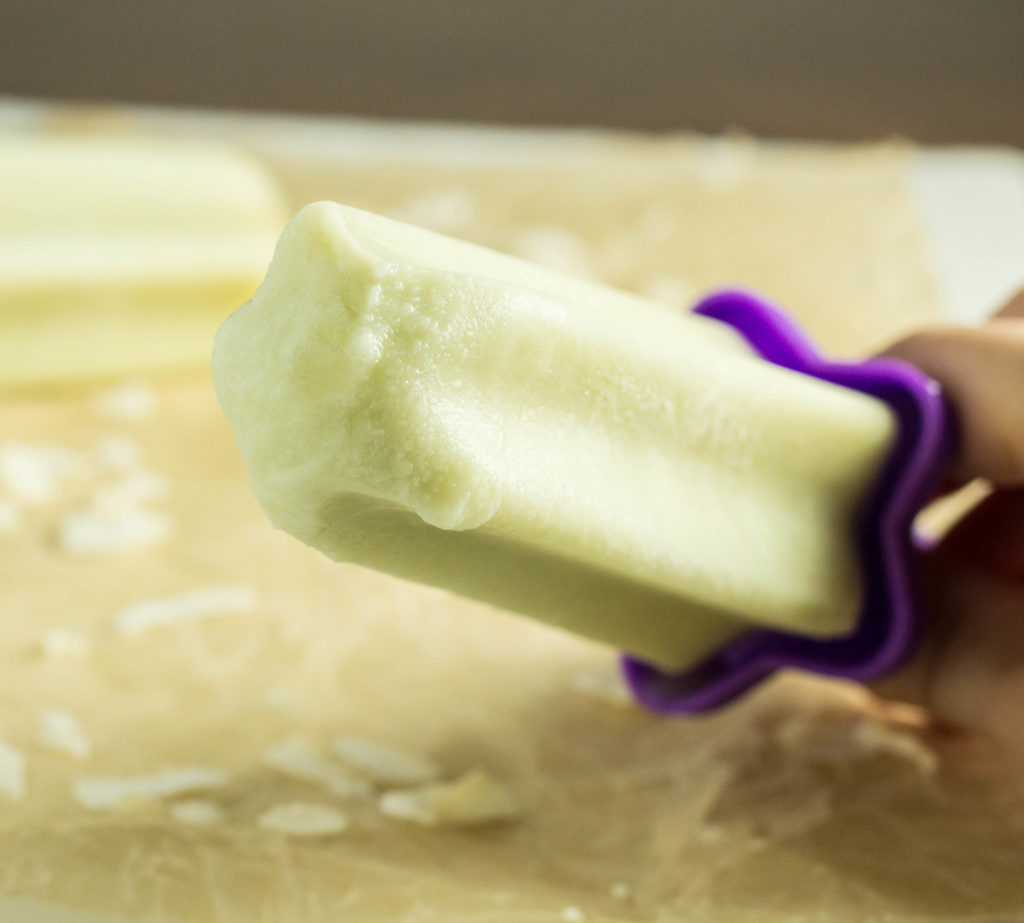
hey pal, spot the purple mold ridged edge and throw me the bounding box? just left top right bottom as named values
left=621, top=289, right=955, bottom=714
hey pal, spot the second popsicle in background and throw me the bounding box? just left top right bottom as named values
left=0, top=135, right=286, bottom=389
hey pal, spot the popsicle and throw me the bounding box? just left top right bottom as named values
left=213, top=202, right=903, bottom=675
left=0, top=136, right=286, bottom=388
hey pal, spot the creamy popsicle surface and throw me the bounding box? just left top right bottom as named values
left=213, top=202, right=895, bottom=672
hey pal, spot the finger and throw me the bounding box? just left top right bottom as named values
left=869, top=559, right=1024, bottom=744
left=884, top=321, right=1024, bottom=484
left=871, top=488, right=1024, bottom=751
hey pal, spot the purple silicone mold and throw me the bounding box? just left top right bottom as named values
left=622, top=289, right=954, bottom=714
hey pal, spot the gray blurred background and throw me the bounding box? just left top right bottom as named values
left=1, top=0, right=1022, bottom=145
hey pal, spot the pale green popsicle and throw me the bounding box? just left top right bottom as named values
left=213, top=202, right=895, bottom=672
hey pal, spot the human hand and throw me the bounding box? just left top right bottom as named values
left=870, top=289, right=1024, bottom=759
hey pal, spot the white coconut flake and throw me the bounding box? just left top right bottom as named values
left=378, top=769, right=519, bottom=828
left=91, top=435, right=142, bottom=472
left=610, top=882, right=632, bottom=900
left=169, top=798, right=225, bottom=826
left=571, top=666, right=634, bottom=708
left=331, top=736, right=441, bottom=786
left=257, top=801, right=349, bottom=837
left=379, top=789, right=434, bottom=825
left=60, top=506, right=174, bottom=556
left=74, top=767, right=230, bottom=810
left=390, top=188, right=478, bottom=232
left=114, top=585, right=258, bottom=637
left=38, top=708, right=91, bottom=760
left=509, top=226, right=595, bottom=279
left=40, top=628, right=92, bottom=659
left=262, top=737, right=371, bottom=798
left=0, top=441, right=88, bottom=505
left=92, top=383, right=156, bottom=423
left=0, top=498, right=20, bottom=534
left=0, top=738, right=26, bottom=800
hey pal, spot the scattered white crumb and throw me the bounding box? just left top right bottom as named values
left=0, top=737, right=26, bottom=800
left=640, top=273, right=698, bottom=309
left=74, top=767, right=230, bottom=810
left=59, top=505, right=174, bottom=556
left=561, top=906, right=585, bottom=922
left=509, top=226, right=595, bottom=279
left=390, top=188, right=478, bottom=232
left=331, top=735, right=441, bottom=786
left=91, top=472, right=169, bottom=511
left=0, top=498, right=20, bottom=534
left=0, top=441, right=88, bottom=505
left=38, top=708, right=91, bottom=760
left=571, top=666, right=634, bottom=708
left=378, top=769, right=519, bottom=828
left=257, top=801, right=349, bottom=837
left=168, top=798, right=225, bottom=826
left=262, top=737, right=371, bottom=798
left=113, top=585, right=258, bottom=637
left=609, top=882, right=632, bottom=900
left=59, top=441, right=172, bottom=556
left=91, top=435, right=142, bottom=472
left=92, top=383, right=156, bottom=423
left=39, top=628, right=92, bottom=659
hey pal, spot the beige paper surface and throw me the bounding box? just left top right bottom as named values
left=4, top=128, right=1022, bottom=922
